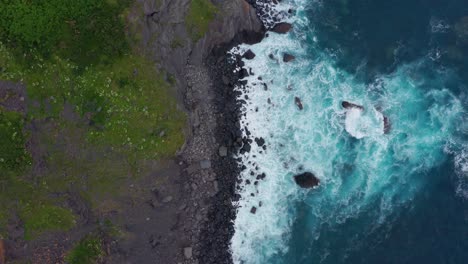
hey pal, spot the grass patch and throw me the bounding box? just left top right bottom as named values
left=0, top=108, right=31, bottom=171
left=186, top=0, right=218, bottom=41
left=0, top=0, right=130, bottom=66
left=20, top=204, right=76, bottom=240
left=66, top=235, right=104, bottom=264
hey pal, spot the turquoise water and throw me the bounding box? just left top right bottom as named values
left=231, top=1, right=468, bottom=263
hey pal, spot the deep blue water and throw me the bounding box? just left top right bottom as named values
left=231, top=1, right=468, bottom=263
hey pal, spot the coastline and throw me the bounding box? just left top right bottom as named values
left=170, top=1, right=267, bottom=263
left=180, top=20, right=266, bottom=264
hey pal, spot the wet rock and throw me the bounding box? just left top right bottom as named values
left=283, top=53, right=296, bottom=62
left=384, top=116, right=391, bottom=134
left=294, top=172, right=320, bottom=188
left=243, top=49, right=256, bottom=60
left=184, top=247, right=193, bottom=259
left=242, top=142, right=251, bottom=152
left=254, top=137, right=265, bottom=146
left=271, top=22, right=292, bottom=34
left=342, top=101, right=364, bottom=110
left=250, top=207, right=257, bottom=214
left=295, top=97, right=303, bottom=110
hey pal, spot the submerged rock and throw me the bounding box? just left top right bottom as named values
left=384, top=116, right=391, bottom=134
left=295, top=97, right=303, bottom=110
left=294, top=172, right=320, bottom=188
left=271, top=22, right=292, bottom=34
left=342, top=101, right=364, bottom=110
left=283, top=53, right=296, bottom=62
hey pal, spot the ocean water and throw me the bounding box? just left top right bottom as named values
left=231, top=0, right=468, bottom=263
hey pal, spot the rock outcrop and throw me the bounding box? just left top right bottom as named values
left=342, top=101, right=364, bottom=110
left=271, top=22, right=292, bottom=34
left=294, top=172, right=320, bottom=188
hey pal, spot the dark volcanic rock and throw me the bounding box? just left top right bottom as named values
left=243, top=49, right=256, bottom=60
left=294, top=172, right=320, bottom=188
left=254, top=137, right=265, bottom=146
left=342, top=101, right=364, bottom=110
left=271, top=22, right=292, bottom=34
left=295, top=97, right=303, bottom=110
left=283, top=53, right=295, bottom=62
left=250, top=207, right=257, bottom=214
left=384, top=116, right=391, bottom=134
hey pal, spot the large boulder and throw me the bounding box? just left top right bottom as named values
left=294, top=172, right=320, bottom=188
left=271, top=22, right=292, bottom=34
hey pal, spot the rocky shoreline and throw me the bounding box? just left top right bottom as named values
left=132, top=0, right=289, bottom=263
left=179, top=21, right=266, bottom=264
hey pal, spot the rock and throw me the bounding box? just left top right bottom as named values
left=384, top=116, right=391, bottom=134
left=254, top=137, right=265, bottom=146
left=219, top=146, right=228, bottom=157
left=184, top=247, right=193, bottom=259
left=159, top=130, right=166, bottom=137
left=342, top=101, right=364, bottom=110
left=295, top=97, right=303, bottom=110
left=250, top=206, right=257, bottom=214
left=243, top=49, right=256, bottom=60
left=271, top=22, right=292, bottom=34
left=200, top=160, right=211, bottom=169
left=242, top=143, right=251, bottom=152
left=283, top=53, right=296, bottom=62
left=294, top=172, right=320, bottom=188
left=149, top=235, right=160, bottom=248
left=222, top=75, right=230, bottom=85
left=162, top=196, right=173, bottom=203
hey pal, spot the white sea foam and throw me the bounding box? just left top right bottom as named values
left=344, top=107, right=384, bottom=139
left=230, top=1, right=467, bottom=263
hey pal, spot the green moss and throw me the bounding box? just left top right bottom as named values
left=186, top=0, right=218, bottom=41
left=83, top=56, right=186, bottom=160
left=20, top=204, right=76, bottom=240
left=170, top=37, right=185, bottom=49
left=66, top=235, right=104, bottom=264
left=0, top=108, right=31, bottom=171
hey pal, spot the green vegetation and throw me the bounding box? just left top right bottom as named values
left=0, top=109, right=31, bottom=171
left=66, top=235, right=104, bottom=264
left=186, top=0, right=218, bottom=40
left=0, top=0, right=129, bottom=65
left=0, top=0, right=186, bottom=247
left=20, top=204, right=76, bottom=240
